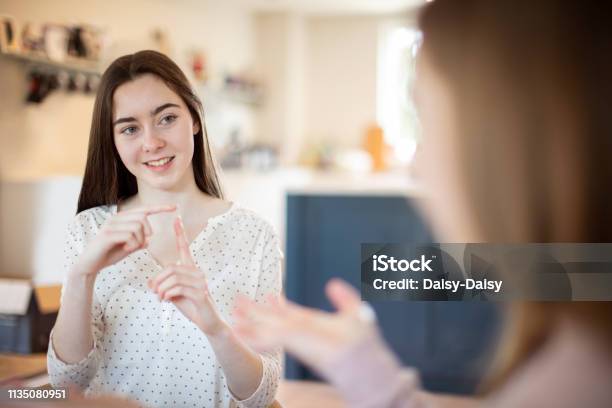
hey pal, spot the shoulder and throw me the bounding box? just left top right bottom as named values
left=67, top=205, right=114, bottom=237
left=228, top=205, right=283, bottom=263
left=227, top=203, right=278, bottom=239
left=75, top=204, right=114, bottom=226
left=490, top=323, right=612, bottom=407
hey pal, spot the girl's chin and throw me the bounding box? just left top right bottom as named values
left=146, top=175, right=180, bottom=189
left=141, top=171, right=190, bottom=191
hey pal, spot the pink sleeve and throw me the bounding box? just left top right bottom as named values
left=316, top=330, right=427, bottom=408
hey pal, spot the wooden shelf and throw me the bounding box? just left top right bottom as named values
left=0, top=50, right=102, bottom=76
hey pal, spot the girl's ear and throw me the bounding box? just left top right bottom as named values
left=192, top=120, right=200, bottom=135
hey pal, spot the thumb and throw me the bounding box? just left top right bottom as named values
left=325, top=278, right=361, bottom=315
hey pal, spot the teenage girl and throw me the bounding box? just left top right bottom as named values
left=48, top=50, right=282, bottom=408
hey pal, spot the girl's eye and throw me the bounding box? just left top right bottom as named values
left=121, top=126, right=138, bottom=135
left=160, top=114, right=177, bottom=125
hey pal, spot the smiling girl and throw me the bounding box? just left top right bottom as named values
left=47, top=50, right=282, bottom=408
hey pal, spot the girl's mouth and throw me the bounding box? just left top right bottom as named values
left=143, top=156, right=175, bottom=172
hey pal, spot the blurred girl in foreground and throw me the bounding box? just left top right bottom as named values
left=235, top=1, right=612, bottom=407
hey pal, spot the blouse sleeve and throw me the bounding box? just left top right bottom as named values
left=231, top=227, right=283, bottom=408
left=46, top=213, right=105, bottom=390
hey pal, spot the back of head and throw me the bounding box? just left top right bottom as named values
left=419, top=0, right=612, bottom=388
left=420, top=0, right=612, bottom=242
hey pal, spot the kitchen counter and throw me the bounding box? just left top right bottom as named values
left=223, top=166, right=423, bottom=197
left=222, top=166, right=424, bottom=245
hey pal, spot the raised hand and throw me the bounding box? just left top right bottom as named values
left=233, top=278, right=378, bottom=373
left=74, top=204, right=177, bottom=277
left=148, top=216, right=224, bottom=335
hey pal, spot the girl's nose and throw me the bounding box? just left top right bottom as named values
left=142, top=130, right=165, bottom=152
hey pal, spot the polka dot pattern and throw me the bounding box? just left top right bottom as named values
left=47, top=203, right=283, bottom=408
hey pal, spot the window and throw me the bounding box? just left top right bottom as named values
left=377, top=25, right=422, bottom=165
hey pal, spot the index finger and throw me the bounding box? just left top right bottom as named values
left=174, top=215, right=195, bottom=266
left=122, top=204, right=177, bottom=216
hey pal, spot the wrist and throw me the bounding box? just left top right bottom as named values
left=66, top=266, right=96, bottom=287
left=202, top=318, right=231, bottom=339
left=62, top=272, right=96, bottom=303
left=70, top=258, right=99, bottom=278
left=318, top=330, right=415, bottom=406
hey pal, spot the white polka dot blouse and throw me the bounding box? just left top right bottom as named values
left=47, top=202, right=283, bottom=408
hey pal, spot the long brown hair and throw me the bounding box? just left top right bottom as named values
left=419, top=0, right=612, bottom=390
left=77, top=50, right=223, bottom=214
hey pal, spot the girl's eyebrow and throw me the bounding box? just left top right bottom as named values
left=113, top=103, right=181, bottom=127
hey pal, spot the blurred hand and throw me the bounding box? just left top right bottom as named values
left=233, top=278, right=377, bottom=374
left=67, top=389, right=144, bottom=407
left=148, top=216, right=225, bottom=335
left=73, top=204, right=177, bottom=277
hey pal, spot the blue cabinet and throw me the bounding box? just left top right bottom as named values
left=285, top=194, right=502, bottom=394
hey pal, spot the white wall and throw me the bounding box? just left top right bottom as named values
left=0, top=178, right=82, bottom=283
left=305, top=16, right=379, bottom=149
left=0, top=0, right=256, bottom=180
left=254, top=13, right=306, bottom=164
left=255, top=13, right=413, bottom=162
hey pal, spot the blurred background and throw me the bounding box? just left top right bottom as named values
left=0, top=0, right=500, bottom=401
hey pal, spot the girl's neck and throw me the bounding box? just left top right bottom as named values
left=126, top=175, right=222, bottom=220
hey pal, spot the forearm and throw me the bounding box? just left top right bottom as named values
left=51, top=265, right=97, bottom=364
left=316, top=330, right=482, bottom=408
left=205, top=321, right=264, bottom=400
left=317, top=330, right=421, bottom=408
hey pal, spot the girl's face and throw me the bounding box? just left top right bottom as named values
left=112, top=73, right=199, bottom=191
